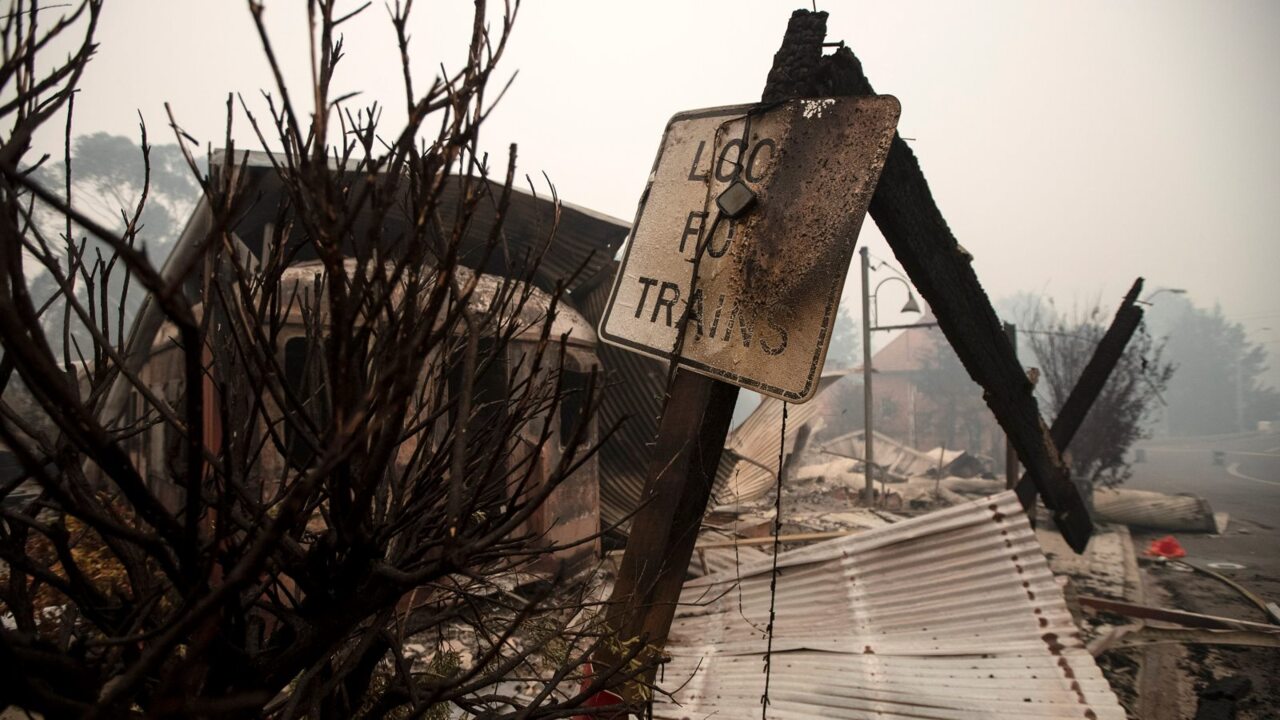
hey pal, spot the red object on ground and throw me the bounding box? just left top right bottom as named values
left=1146, top=535, right=1186, bottom=558
left=573, top=662, right=625, bottom=719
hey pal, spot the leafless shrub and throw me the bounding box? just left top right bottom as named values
left=1021, top=300, right=1174, bottom=489
left=0, top=1, right=642, bottom=716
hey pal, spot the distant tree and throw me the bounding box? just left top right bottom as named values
left=23, top=133, right=200, bottom=362
left=37, top=132, right=201, bottom=258
left=1149, top=300, right=1277, bottom=435
left=913, top=341, right=990, bottom=455
left=1252, top=386, right=1280, bottom=427
left=1022, top=301, right=1174, bottom=487
left=825, top=303, right=859, bottom=369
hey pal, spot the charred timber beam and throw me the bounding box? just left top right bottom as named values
left=1015, top=278, right=1145, bottom=511
left=595, top=376, right=738, bottom=700
left=1004, top=322, right=1021, bottom=490
left=817, top=43, right=1093, bottom=552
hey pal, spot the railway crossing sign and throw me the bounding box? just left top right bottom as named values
left=599, top=96, right=900, bottom=401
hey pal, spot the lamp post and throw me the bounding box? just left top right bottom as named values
left=1139, top=286, right=1186, bottom=434
left=1236, top=352, right=1245, bottom=432
left=1138, top=287, right=1186, bottom=305
left=859, top=249, right=874, bottom=505
left=858, top=247, right=924, bottom=505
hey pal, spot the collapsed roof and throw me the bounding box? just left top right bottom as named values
left=656, top=491, right=1126, bottom=719
left=118, top=152, right=629, bottom=415
left=195, top=150, right=629, bottom=295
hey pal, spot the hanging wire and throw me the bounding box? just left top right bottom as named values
left=730, top=468, right=768, bottom=634
left=760, top=402, right=787, bottom=718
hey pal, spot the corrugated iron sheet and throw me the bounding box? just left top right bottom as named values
left=689, top=528, right=772, bottom=579
left=574, top=261, right=668, bottom=536
left=1093, top=487, right=1217, bottom=533
left=823, top=428, right=950, bottom=478
left=655, top=491, right=1126, bottom=719
left=439, top=176, right=629, bottom=296
left=713, top=370, right=850, bottom=504
left=208, top=152, right=629, bottom=296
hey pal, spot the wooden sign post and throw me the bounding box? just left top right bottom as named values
left=588, top=8, right=1098, bottom=713
left=590, top=11, right=896, bottom=709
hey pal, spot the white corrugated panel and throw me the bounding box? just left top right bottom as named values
left=1093, top=487, right=1216, bottom=532
left=716, top=370, right=850, bottom=504
left=823, top=428, right=947, bottom=478
left=689, top=545, right=772, bottom=579
left=654, top=491, right=1126, bottom=719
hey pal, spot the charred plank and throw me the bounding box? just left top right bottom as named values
left=818, top=42, right=1093, bottom=552
left=1016, top=278, right=1146, bottom=512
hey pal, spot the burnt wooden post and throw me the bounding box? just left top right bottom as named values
left=816, top=42, right=1094, bottom=552
left=593, top=374, right=736, bottom=698
left=1015, top=278, right=1146, bottom=511
left=594, top=10, right=833, bottom=707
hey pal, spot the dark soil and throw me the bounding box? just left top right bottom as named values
left=1144, top=559, right=1280, bottom=720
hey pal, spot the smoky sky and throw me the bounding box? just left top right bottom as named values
left=30, top=1, right=1280, bottom=371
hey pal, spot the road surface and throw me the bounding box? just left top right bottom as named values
left=1128, top=432, right=1280, bottom=718
left=1129, top=430, right=1280, bottom=597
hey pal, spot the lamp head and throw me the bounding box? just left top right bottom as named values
left=901, top=292, right=921, bottom=314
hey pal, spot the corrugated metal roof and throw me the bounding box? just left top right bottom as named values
left=714, top=370, right=851, bottom=505
left=654, top=491, right=1126, bottom=719
left=823, top=428, right=951, bottom=478
left=208, top=153, right=629, bottom=296
left=120, top=158, right=627, bottom=421
left=438, top=176, right=629, bottom=296
left=690, top=528, right=772, bottom=579
left=574, top=261, right=668, bottom=536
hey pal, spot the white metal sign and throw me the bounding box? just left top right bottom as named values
left=599, top=97, right=900, bottom=402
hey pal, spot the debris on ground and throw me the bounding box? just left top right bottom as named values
left=1147, top=535, right=1189, bottom=558
left=1081, top=595, right=1280, bottom=658
left=820, top=429, right=988, bottom=479
left=1094, top=487, right=1227, bottom=533
left=1196, top=676, right=1254, bottom=720
left=1039, top=522, right=1143, bottom=603
left=1175, top=560, right=1280, bottom=625
left=655, top=491, right=1127, bottom=718
left=664, top=422, right=1278, bottom=719
left=1140, top=554, right=1280, bottom=720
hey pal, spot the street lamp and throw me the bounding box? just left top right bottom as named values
left=858, top=247, right=923, bottom=505
left=1137, top=286, right=1187, bottom=434
left=873, top=277, right=921, bottom=319
left=1138, top=287, right=1186, bottom=305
